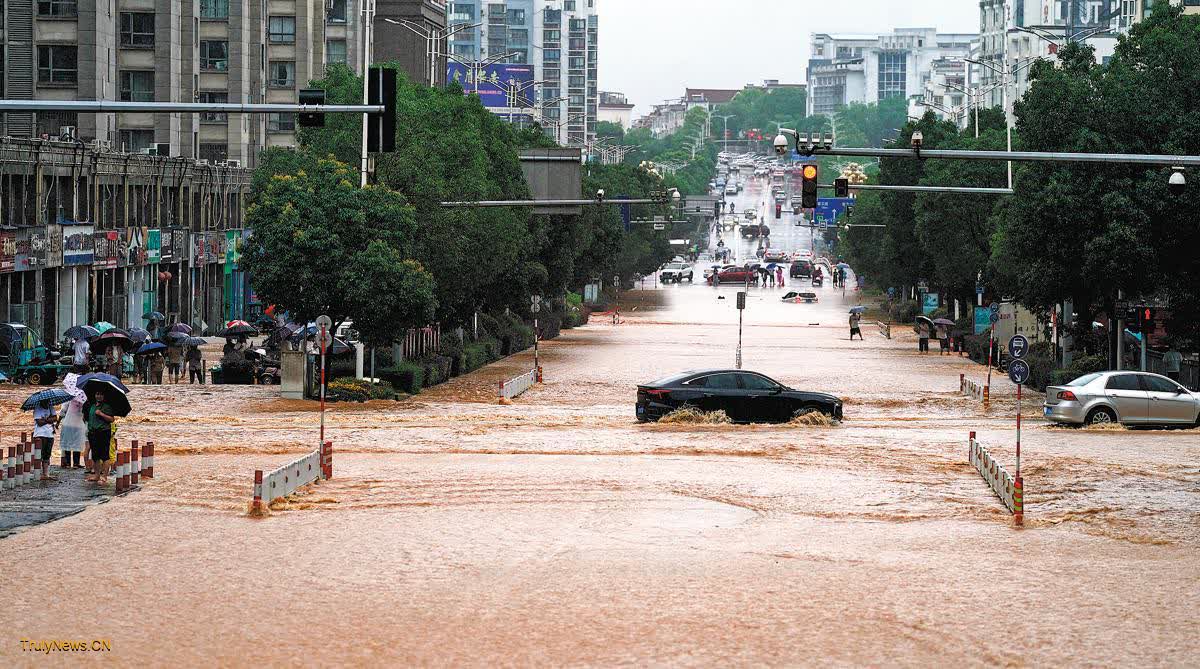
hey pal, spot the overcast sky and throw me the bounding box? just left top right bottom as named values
left=600, top=0, right=980, bottom=115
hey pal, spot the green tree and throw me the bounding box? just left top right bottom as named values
left=242, top=157, right=436, bottom=337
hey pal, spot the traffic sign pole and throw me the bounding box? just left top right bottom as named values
left=319, top=324, right=327, bottom=447
left=1016, top=382, right=1022, bottom=477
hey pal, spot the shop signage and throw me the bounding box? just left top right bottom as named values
left=160, top=228, right=182, bottom=264
left=14, top=229, right=47, bottom=271
left=63, top=224, right=94, bottom=266
left=147, top=229, right=161, bottom=264
left=93, top=230, right=120, bottom=270
left=46, top=223, right=63, bottom=268
left=192, top=233, right=207, bottom=264
left=126, top=227, right=146, bottom=266
left=0, top=232, right=15, bottom=272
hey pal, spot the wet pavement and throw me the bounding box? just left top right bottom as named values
left=2, top=205, right=1199, bottom=663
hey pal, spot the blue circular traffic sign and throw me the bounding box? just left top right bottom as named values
left=989, top=312, right=1000, bottom=324
left=1009, top=359, right=1031, bottom=385
left=989, top=302, right=1000, bottom=315
left=1008, top=334, right=1030, bottom=359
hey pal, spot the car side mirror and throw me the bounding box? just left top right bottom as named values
left=772, top=386, right=784, bottom=394
left=1177, top=387, right=1188, bottom=394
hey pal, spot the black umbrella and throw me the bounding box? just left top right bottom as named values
left=182, top=337, right=207, bottom=347
left=135, top=342, right=167, bottom=355
left=165, top=331, right=190, bottom=344
left=168, top=323, right=192, bottom=334
left=79, top=373, right=132, bottom=417
left=127, top=327, right=152, bottom=343
left=93, top=329, right=137, bottom=351
left=219, top=324, right=258, bottom=338
left=142, top=311, right=165, bottom=321
left=65, top=325, right=100, bottom=340
left=21, top=388, right=74, bottom=411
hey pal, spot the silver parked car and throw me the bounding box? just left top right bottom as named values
left=1043, top=371, right=1200, bottom=427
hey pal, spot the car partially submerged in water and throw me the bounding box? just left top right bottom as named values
left=636, top=369, right=843, bottom=423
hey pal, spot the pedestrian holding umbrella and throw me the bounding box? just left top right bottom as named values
left=182, top=336, right=206, bottom=347
left=93, top=321, right=116, bottom=334
left=849, top=306, right=868, bottom=314
left=24, top=389, right=73, bottom=480
left=142, top=311, right=165, bottom=322
left=127, top=327, right=152, bottom=344
left=59, top=373, right=87, bottom=469
left=136, top=342, right=167, bottom=355
left=168, top=323, right=192, bottom=335
left=915, top=315, right=934, bottom=354
left=933, top=319, right=954, bottom=355
left=78, top=373, right=129, bottom=484
left=219, top=323, right=257, bottom=338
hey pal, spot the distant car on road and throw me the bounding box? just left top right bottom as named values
left=636, top=369, right=843, bottom=423
left=763, top=248, right=790, bottom=262
left=789, top=259, right=813, bottom=278
left=782, top=291, right=819, bottom=304
left=1043, top=371, right=1200, bottom=427
left=659, top=262, right=694, bottom=284
left=706, top=265, right=759, bottom=285
left=740, top=224, right=770, bottom=239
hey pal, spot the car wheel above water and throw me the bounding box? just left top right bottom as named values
left=1086, top=407, right=1117, bottom=425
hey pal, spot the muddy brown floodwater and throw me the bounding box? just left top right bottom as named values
left=2, top=280, right=1198, bottom=666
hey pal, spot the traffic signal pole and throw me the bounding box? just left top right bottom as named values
left=0, top=100, right=384, bottom=114
left=805, top=146, right=1200, bottom=168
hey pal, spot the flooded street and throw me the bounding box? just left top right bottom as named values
left=3, top=278, right=1199, bottom=666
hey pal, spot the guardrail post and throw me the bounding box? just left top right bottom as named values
left=252, top=470, right=264, bottom=515
left=6, top=446, right=14, bottom=489
left=324, top=441, right=333, bottom=480
left=130, top=440, right=140, bottom=485
left=22, top=441, right=32, bottom=485
left=144, top=442, right=154, bottom=478
left=1013, top=476, right=1024, bottom=526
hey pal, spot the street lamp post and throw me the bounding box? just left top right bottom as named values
left=359, top=0, right=376, bottom=187
left=713, top=114, right=734, bottom=148
left=382, top=18, right=483, bottom=87
left=962, top=54, right=1038, bottom=190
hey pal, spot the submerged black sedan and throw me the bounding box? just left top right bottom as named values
left=636, top=369, right=843, bottom=423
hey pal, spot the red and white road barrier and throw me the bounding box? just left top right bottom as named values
left=876, top=321, right=891, bottom=339
left=251, top=441, right=333, bottom=514
left=968, top=432, right=1024, bottom=523
left=960, top=374, right=988, bottom=403
left=498, top=368, right=539, bottom=402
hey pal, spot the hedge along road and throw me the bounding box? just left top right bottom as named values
left=0, top=280, right=1197, bottom=666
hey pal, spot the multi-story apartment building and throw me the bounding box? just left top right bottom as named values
left=805, top=29, right=977, bottom=117
left=0, top=1, right=363, bottom=168
left=446, top=0, right=598, bottom=145
left=597, top=91, right=633, bottom=129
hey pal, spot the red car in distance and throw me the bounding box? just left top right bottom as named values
left=707, top=265, right=760, bottom=285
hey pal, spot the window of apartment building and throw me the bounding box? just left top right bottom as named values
left=543, top=9, right=561, bottom=25
left=568, top=56, right=584, bottom=68
left=200, top=0, right=229, bottom=20
left=543, top=49, right=560, bottom=62
left=119, top=129, right=155, bottom=153
left=198, top=91, right=228, bottom=123
left=36, top=111, right=78, bottom=138
left=568, top=75, right=584, bottom=88
left=877, top=51, right=907, bottom=100
left=543, top=29, right=560, bottom=42
left=36, top=45, right=77, bottom=84
left=507, top=9, right=525, bottom=24
left=326, top=40, right=347, bottom=65
left=200, top=41, right=228, bottom=71
left=268, top=113, right=296, bottom=133
left=509, top=29, right=528, bottom=46
left=198, top=143, right=228, bottom=162
left=451, top=4, right=476, bottom=20
left=568, top=94, right=584, bottom=106
left=451, top=43, right=476, bottom=59
left=36, top=1, right=77, bottom=18
left=268, top=61, right=296, bottom=87
left=509, top=51, right=527, bottom=64
left=328, top=0, right=348, bottom=23
left=564, top=1, right=576, bottom=10
left=268, top=16, right=296, bottom=44
left=119, top=70, right=154, bottom=102
left=569, top=37, right=585, bottom=49
left=120, top=12, right=156, bottom=48
left=569, top=19, right=585, bottom=32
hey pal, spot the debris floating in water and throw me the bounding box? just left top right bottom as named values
left=658, top=407, right=732, bottom=424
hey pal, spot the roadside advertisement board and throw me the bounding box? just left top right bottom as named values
left=922, top=292, right=939, bottom=315
left=974, top=307, right=991, bottom=335
left=63, top=224, right=94, bottom=266
left=447, top=63, right=535, bottom=109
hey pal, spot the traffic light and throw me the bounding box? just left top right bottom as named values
left=1138, top=306, right=1155, bottom=333
left=298, top=88, right=326, bottom=127
left=801, top=164, right=819, bottom=209
left=366, top=67, right=397, bottom=153
left=834, top=177, right=849, bottom=198
left=713, top=202, right=721, bottom=217
left=775, top=203, right=782, bottom=219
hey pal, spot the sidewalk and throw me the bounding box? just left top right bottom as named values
left=0, top=465, right=113, bottom=538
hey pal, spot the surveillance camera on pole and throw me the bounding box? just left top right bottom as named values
left=773, top=133, right=790, bottom=156
left=1169, top=167, right=1186, bottom=195
left=911, top=130, right=924, bottom=158
left=596, top=188, right=605, bottom=202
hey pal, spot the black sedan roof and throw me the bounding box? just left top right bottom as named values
left=645, top=369, right=775, bottom=387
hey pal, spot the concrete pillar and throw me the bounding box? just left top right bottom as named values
left=355, top=343, right=365, bottom=380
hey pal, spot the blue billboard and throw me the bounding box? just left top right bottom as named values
left=447, top=63, right=535, bottom=109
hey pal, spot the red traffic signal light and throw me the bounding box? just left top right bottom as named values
left=775, top=203, right=782, bottom=219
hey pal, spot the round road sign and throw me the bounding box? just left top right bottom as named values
left=1009, top=359, right=1031, bottom=385
left=989, top=302, right=1000, bottom=315
left=319, top=331, right=334, bottom=349
left=315, top=315, right=333, bottom=331
left=1009, top=334, right=1030, bottom=359
left=989, top=312, right=1000, bottom=324
left=531, top=302, right=541, bottom=314
left=613, top=275, right=620, bottom=285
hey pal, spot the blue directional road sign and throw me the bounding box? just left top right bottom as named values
left=1009, top=359, right=1031, bottom=385
left=813, top=197, right=855, bottom=227
left=1009, top=334, right=1030, bottom=359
